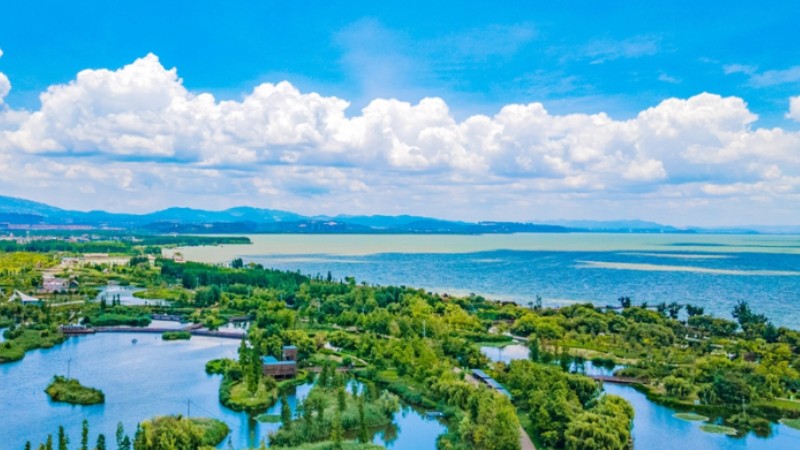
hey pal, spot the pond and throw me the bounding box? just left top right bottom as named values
left=94, top=285, right=168, bottom=306
left=480, top=344, right=800, bottom=449
left=0, top=333, right=445, bottom=449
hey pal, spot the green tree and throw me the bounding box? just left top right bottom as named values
left=528, top=338, right=541, bottom=362
left=663, top=376, right=693, bottom=400
left=358, top=395, right=369, bottom=443
left=115, top=423, right=125, bottom=450
left=280, top=395, right=292, bottom=430
left=57, top=427, right=68, bottom=450
left=95, top=434, right=106, bottom=450
left=331, top=410, right=343, bottom=450
left=337, top=386, right=347, bottom=412
left=686, top=304, right=704, bottom=317
left=80, top=420, right=89, bottom=450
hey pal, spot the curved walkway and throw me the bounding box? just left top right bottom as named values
left=90, top=326, right=246, bottom=340
left=461, top=369, right=536, bottom=450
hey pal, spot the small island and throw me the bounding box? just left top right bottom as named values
left=45, top=376, right=105, bottom=405
left=162, top=330, right=192, bottom=340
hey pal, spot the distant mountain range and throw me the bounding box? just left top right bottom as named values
left=0, top=195, right=792, bottom=234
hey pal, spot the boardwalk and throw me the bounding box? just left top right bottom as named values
left=588, top=375, right=643, bottom=385
left=91, top=327, right=245, bottom=340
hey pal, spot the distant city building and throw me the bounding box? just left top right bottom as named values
left=41, top=275, right=79, bottom=293
left=9, top=290, right=43, bottom=306
left=61, top=253, right=130, bottom=268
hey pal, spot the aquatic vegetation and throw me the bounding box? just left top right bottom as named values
left=673, top=412, right=709, bottom=422
left=699, top=424, right=738, bottom=435
left=779, top=418, right=800, bottom=430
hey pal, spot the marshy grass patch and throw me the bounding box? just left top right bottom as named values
left=779, top=418, right=800, bottom=430
left=699, top=424, right=738, bottom=436
left=673, top=412, right=709, bottom=422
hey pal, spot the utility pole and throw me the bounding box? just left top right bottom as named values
left=187, top=399, right=191, bottom=418
left=423, top=320, right=426, bottom=339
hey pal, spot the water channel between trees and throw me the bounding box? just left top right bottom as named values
left=480, top=344, right=800, bottom=450
left=0, top=332, right=445, bottom=450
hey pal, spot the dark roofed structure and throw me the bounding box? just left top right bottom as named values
left=471, top=369, right=511, bottom=398
left=262, top=346, right=299, bottom=379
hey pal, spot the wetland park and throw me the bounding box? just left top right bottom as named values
left=2, top=233, right=800, bottom=450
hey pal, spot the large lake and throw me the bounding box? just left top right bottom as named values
left=172, top=233, right=800, bottom=327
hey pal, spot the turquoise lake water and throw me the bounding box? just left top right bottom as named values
left=0, top=333, right=445, bottom=450
left=175, top=233, right=800, bottom=327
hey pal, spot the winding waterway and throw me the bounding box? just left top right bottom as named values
left=480, top=345, right=800, bottom=449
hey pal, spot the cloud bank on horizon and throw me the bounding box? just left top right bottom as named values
left=0, top=53, right=799, bottom=226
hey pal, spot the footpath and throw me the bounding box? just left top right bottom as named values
left=460, top=369, right=537, bottom=450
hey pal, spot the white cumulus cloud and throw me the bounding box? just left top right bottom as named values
left=789, top=96, right=800, bottom=122
left=0, top=48, right=10, bottom=105
left=0, top=54, right=799, bottom=225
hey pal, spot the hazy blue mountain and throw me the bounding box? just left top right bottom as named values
left=542, top=219, right=688, bottom=232
left=326, top=214, right=456, bottom=229
left=0, top=195, right=64, bottom=216
left=0, top=195, right=769, bottom=234
left=143, top=207, right=305, bottom=224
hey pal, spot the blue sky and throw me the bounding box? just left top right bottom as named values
left=0, top=1, right=799, bottom=225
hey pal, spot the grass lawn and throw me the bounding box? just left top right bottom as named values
left=133, top=287, right=185, bottom=301
left=227, top=380, right=277, bottom=411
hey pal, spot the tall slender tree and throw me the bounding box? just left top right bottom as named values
left=95, top=434, right=106, bottom=450
left=57, top=426, right=68, bottom=450
left=80, top=419, right=89, bottom=450
left=331, top=410, right=343, bottom=450
left=115, top=423, right=125, bottom=450
left=280, top=395, right=292, bottom=430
